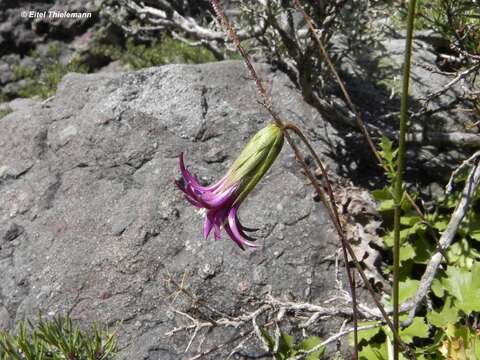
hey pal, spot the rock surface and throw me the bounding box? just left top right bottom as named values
left=0, top=61, right=349, bottom=358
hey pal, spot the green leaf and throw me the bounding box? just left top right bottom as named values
left=426, top=296, right=459, bottom=328
left=260, top=328, right=275, bottom=351
left=400, top=215, right=422, bottom=227
left=384, top=226, right=424, bottom=248
left=280, top=332, right=294, bottom=349
left=277, top=332, right=295, bottom=359
left=399, top=317, right=429, bottom=343
left=431, top=277, right=446, bottom=298
left=0, top=316, right=117, bottom=360
left=371, top=188, right=392, bottom=202
left=410, top=237, right=434, bottom=264
left=400, top=242, right=416, bottom=263
left=434, top=218, right=449, bottom=232
left=379, top=199, right=395, bottom=212
left=398, top=278, right=420, bottom=304
left=460, top=211, right=480, bottom=240
left=378, top=136, right=398, bottom=172
left=356, top=322, right=382, bottom=343
left=298, top=336, right=325, bottom=360
left=372, top=187, right=396, bottom=212
left=359, top=338, right=388, bottom=360
left=470, top=230, right=480, bottom=241
left=441, top=262, right=480, bottom=313
left=384, top=230, right=394, bottom=247
left=446, top=238, right=480, bottom=268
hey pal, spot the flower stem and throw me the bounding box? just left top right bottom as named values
left=282, top=123, right=358, bottom=359
left=393, top=0, right=417, bottom=358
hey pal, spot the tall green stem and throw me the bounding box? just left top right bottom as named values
left=393, top=1, right=417, bottom=359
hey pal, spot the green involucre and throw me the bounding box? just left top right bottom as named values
left=226, top=123, right=284, bottom=204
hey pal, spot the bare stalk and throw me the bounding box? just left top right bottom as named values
left=393, top=0, right=417, bottom=358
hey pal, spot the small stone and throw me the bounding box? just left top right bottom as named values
left=0, top=165, right=9, bottom=178
left=203, top=147, right=227, bottom=163
left=201, top=263, right=215, bottom=278
left=59, top=125, right=78, bottom=141
left=237, top=280, right=250, bottom=293
left=2, top=223, right=24, bottom=242
left=253, top=266, right=267, bottom=285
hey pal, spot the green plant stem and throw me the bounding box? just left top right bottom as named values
left=393, top=0, right=417, bottom=358
left=211, top=0, right=415, bottom=357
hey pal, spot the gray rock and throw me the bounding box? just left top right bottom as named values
left=0, top=61, right=347, bottom=359
left=0, top=306, right=10, bottom=330
left=0, top=98, right=40, bottom=113
left=0, top=62, right=14, bottom=85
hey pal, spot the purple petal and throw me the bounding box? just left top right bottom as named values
left=224, top=225, right=246, bottom=250
left=236, top=218, right=257, bottom=242
left=175, top=180, right=201, bottom=206
left=227, top=208, right=258, bottom=249
left=180, top=153, right=227, bottom=192
left=239, top=224, right=259, bottom=232
left=176, top=180, right=207, bottom=208
left=178, top=176, right=237, bottom=210
left=179, top=153, right=202, bottom=187
left=200, top=187, right=237, bottom=208
left=183, top=194, right=204, bottom=208
left=214, top=224, right=221, bottom=241
left=204, top=214, right=213, bottom=239
left=206, top=208, right=227, bottom=241
left=192, top=176, right=228, bottom=193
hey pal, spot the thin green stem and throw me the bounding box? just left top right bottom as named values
left=393, top=0, right=417, bottom=358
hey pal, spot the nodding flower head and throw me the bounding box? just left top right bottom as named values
left=176, top=123, right=284, bottom=250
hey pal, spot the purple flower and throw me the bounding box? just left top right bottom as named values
left=176, top=123, right=284, bottom=250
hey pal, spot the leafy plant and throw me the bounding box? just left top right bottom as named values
left=261, top=329, right=325, bottom=359
left=0, top=316, right=117, bottom=360
left=90, top=36, right=216, bottom=70
left=361, top=136, right=480, bottom=358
